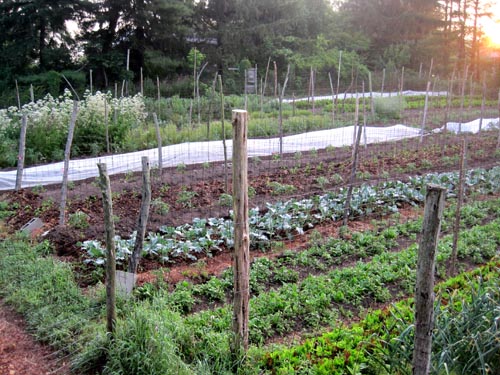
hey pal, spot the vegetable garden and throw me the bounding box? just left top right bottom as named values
left=0, top=83, right=499, bottom=374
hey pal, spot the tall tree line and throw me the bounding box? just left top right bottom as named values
left=0, top=0, right=498, bottom=101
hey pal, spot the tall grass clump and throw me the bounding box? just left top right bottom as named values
left=0, top=236, right=101, bottom=354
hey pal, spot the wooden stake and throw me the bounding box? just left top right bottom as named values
left=231, top=109, right=250, bottom=367
left=128, top=156, right=151, bottom=274
left=458, top=65, right=469, bottom=134
left=15, top=80, right=21, bottom=110
left=153, top=113, right=162, bottom=178
left=219, top=75, right=228, bottom=193
left=15, top=115, right=28, bottom=191
left=140, top=67, right=144, bottom=96
left=278, top=65, right=291, bottom=157
left=450, top=138, right=466, bottom=276
left=90, top=69, right=93, bottom=94
left=97, top=162, right=117, bottom=335
left=328, top=72, right=335, bottom=126
left=59, top=101, right=79, bottom=226
left=478, top=72, right=486, bottom=133
left=368, top=71, right=375, bottom=121
left=412, top=184, right=447, bottom=375
left=105, top=99, right=110, bottom=153
left=420, top=81, right=431, bottom=143
left=343, top=96, right=362, bottom=227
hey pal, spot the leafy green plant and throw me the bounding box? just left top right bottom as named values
left=176, top=187, right=197, bottom=208
left=151, top=198, right=170, bottom=215
left=218, top=193, right=233, bottom=207
left=316, top=176, right=329, bottom=189
left=68, top=211, right=90, bottom=230
left=267, top=181, right=297, bottom=196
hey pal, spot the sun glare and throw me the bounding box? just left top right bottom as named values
left=483, top=5, right=500, bottom=49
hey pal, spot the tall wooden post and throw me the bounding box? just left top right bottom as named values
left=128, top=157, right=151, bottom=274
left=59, top=101, right=79, bottom=225
left=413, top=184, right=447, bottom=375
left=231, top=110, right=250, bottom=367
left=15, top=115, right=28, bottom=191
left=97, top=163, right=117, bottom=335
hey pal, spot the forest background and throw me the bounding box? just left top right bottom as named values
left=0, top=0, right=499, bottom=106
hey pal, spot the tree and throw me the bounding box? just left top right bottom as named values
left=83, top=0, right=194, bottom=88
left=0, top=0, right=90, bottom=76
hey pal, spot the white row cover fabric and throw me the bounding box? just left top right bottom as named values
left=1, top=117, right=498, bottom=191
left=283, top=90, right=448, bottom=103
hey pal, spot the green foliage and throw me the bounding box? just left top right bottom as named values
left=373, top=96, right=406, bottom=120
left=68, top=211, right=90, bottom=230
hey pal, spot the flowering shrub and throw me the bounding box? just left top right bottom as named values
left=0, top=90, right=148, bottom=167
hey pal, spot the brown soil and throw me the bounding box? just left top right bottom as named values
left=0, top=301, right=69, bottom=375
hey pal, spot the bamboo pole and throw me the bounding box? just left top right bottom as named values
left=279, top=65, right=291, bottom=157
left=59, top=101, right=79, bottom=226
left=128, top=156, right=151, bottom=274
left=15, top=115, right=28, bottom=191
left=413, top=184, right=447, bottom=375
left=231, top=109, right=250, bottom=368
left=97, top=163, right=117, bottom=335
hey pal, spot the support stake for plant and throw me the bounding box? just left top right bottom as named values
left=450, top=138, right=467, bottom=276
left=15, top=115, right=28, bottom=191
left=153, top=113, right=162, bottom=179
left=128, top=156, right=151, bottom=274
left=97, top=163, right=117, bottom=335
left=219, top=75, right=229, bottom=193
left=231, top=109, right=250, bottom=369
left=413, top=184, right=446, bottom=375
left=343, top=96, right=361, bottom=227
left=59, top=101, right=78, bottom=226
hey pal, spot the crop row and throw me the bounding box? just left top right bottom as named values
left=158, top=215, right=500, bottom=345
left=258, top=259, right=500, bottom=374
left=81, top=166, right=500, bottom=266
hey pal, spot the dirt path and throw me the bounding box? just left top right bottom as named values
left=0, top=301, right=68, bottom=375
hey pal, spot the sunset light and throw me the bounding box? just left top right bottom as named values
left=483, top=4, right=500, bottom=48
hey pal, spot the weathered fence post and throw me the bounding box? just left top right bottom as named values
left=413, top=184, right=447, bottom=375
left=97, top=163, right=117, bottom=335
left=128, top=157, right=151, bottom=274
left=59, top=101, right=79, bottom=226
left=231, top=109, right=250, bottom=368
left=15, top=115, right=28, bottom=191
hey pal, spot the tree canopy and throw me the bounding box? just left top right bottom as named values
left=0, top=0, right=498, bottom=102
